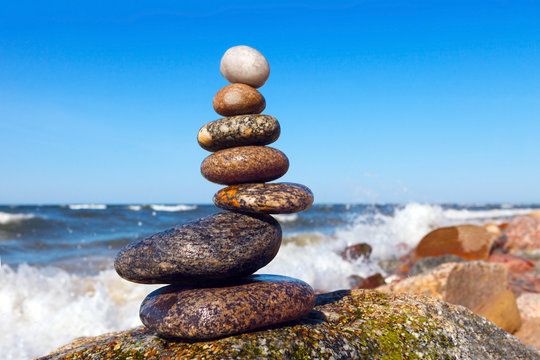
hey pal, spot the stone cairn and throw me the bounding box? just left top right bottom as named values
left=114, top=45, right=316, bottom=340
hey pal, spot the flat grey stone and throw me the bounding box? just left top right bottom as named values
left=114, top=212, right=282, bottom=285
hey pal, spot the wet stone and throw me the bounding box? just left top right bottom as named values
left=201, top=146, right=289, bottom=185
left=139, top=274, right=315, bottom=340
left=213, top=182, right=314, bottom=214
left=197, top=114, right=280, bottom=152
left=213, top=83, right=266, bottom=117
left=114, top=212, right=282, bottom=285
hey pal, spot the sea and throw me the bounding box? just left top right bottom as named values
left=1, top=202, right=539, bottom=359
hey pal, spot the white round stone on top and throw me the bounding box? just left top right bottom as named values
left=220, top=45, right=270, bottom=88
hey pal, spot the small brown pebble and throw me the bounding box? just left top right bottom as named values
left=201, top=146, right=289, bottom=185
left=213, top=83, right=265, bottom=116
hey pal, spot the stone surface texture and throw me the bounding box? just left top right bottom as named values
left=515, top=318, right=540, bottom=351
left=201, top=146, right=289, bottom=185
left=198, top=114, right=280, bottom=152
left=213, top=182, right=313, bottom=214
left=517, top=292, right=540, bottom=321
left=139, top=275, right=315, bottom=340
left=220, top=45, right=270, bottom=88
left=41, top=290, right=540, bottom=360
left=114, top=212, right=281, bottom=284
left=213, top=83, right=265, bottom=117
left=413, top=225, right=497, bottom=262
left=504, top=213, right=540, bottom=253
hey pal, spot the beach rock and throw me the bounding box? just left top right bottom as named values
left=198, top=114, right=280, bottom=152
left=140, top=275, right=315, bottom=340
left=474, top=289, right=521, bottom=333
left=42, top=290, right=540, bottom=360
left=517, top=292, right=540, bottom=321
left=352, top=273, right=385, bottom=289
left=509, top=273, right=540, bottom=296
left=341, top=243, right=372, bottom=261
left=201, top=146, right=289, bottom=185
left=379, top=261, right=509, bottom=316
left=515, top=318, right=540, bottom=351
left=504, top=213, right=540, bottom=253
left=114, top=212, right=281, bottom=284
left=489, top=253, right=536, bottom=273
left=408, top=254, right=466, bottom=276
left=213, top=182, right=313, bottom=214
left=413, top=225, right=497, bottom=263
left=220, top=45, right=270, bottom=88
left=213, top=83, right=265, bottom=116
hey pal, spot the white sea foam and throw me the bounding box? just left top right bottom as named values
left=0, top=263, right=158, bottom=360
left=149, top=204, right=197, bottom=212
left=443, top=208, right=536, bottom=221
left=272, top=213, right=299, bottom=223
left=68, top=204, right=107, bottom=210
left=0, top=211, right=35, bottom=225
left=126, top=205, right=142, bottom=211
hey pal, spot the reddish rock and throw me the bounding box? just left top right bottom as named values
left=352, top=273, right=385, bottom=290
left=504, top=213, right=540, bottom=253
left=508, top=273, right=540, bottom=297
left=340, top=243, right=372, bottom=261
left=213, top=84, right=266, bottom=117
left=514, top=318, right=540, bottom=351
left=201, top=146, right=289, bottom=185
left=413, top=225, right=497, bottom=263
left=489, top=253, right=536, bottom=274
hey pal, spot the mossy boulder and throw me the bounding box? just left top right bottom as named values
left=40, top=289, right=540, bottom=360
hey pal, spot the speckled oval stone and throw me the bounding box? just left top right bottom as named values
left=197, top=114, right=280, bottom=152
left=201, top=146, right=289, bottom=185
left=139, top=274, right=315, bottom=340
left=213, top=84, right=266, bottom=117
left=214, top=183, right=314, bottom=214
left=220, top=45, right=270, bottom=88
left=114, top=212, right=281, bottom=284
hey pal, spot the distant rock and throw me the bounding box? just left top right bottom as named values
left=515, top=318, right=540, bottom=351
left=413, top=225, right=498, bottom=263
left=408, top=254, right=466, bottom=276
left=517, top=292, right=540, bottom=321
left=504, top=213, right=540, bottom=253
left=489, top=253, right=536, bottom=274
left=352, top=273, right=385, bottom=289
left=340, top=243, right=372, bottom=261
left=474, top=289, right=521, bottom=333
left=379, top=261, right=521, bottom=333
left=508, top=273, right=540, bottom=297
left=41, top=290, right=540, bottom=360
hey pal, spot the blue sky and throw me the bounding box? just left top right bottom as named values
left=0, top=1, right=538, bottom=204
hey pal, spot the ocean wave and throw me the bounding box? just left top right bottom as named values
left=68, top=204, right=107, bottom=210
left=149, top=204, right=197, bottom=212
left=0, top=263, right=159, bottom=360
left=0, top=211, right=35, bottom=225
left=443, top=208, right=537, bottom=221
left=273, top=213, right=299, bottom=223
left=125, top=205, right=142, bottom=211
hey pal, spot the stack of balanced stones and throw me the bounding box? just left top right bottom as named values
left=114, top=45, right=315, bottom=340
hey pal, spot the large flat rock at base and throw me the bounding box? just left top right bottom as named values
left=41, top=290, right=540, bottom=360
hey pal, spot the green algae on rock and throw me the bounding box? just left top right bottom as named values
left=40, top=290, right=540, bottom=360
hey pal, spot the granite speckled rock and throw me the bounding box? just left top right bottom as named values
left=114, top=212, right=281, bottom=284
left=213, top=182, right=313, bottom=214
left=220, top=45, right=270, bottom=88
left=213, top=83, right=265, bottom=117
left=42, top=290, right=540, bottom=360
left=201, top=146, right=289, bottom=185
left=139, top=275, right=315, bottom=340
left=197, top=114, right=280, bottom=152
